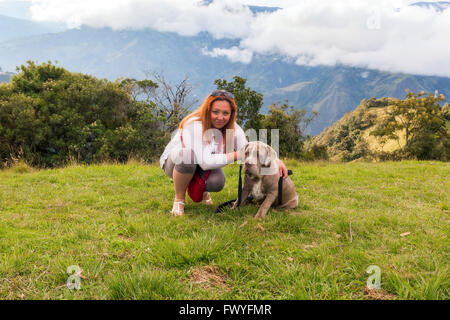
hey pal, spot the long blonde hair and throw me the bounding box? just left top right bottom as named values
left=179, top=94, right=237, bottom=152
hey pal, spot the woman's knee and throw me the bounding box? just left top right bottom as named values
left=174, top=163, right=196, bottom=174
left=171, top=148, right=197, bottom=174
left=205, top=170, right=225, bottom=192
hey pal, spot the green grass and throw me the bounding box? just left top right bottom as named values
left=0, top=160, right=449, bottom=300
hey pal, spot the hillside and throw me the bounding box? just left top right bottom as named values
left=309, top=95, right=450, bottom=161
left=309, top=98, right=409, bottom=161
left=0, top=14, right=65, bottom=42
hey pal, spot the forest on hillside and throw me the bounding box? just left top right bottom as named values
left=310, top=96, right=450, bottom=161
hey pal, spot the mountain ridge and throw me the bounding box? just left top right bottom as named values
left=0, top=14, right=65, bottom=42
left=411, top=1, right=450, bottom=11
left=0, top=12, right=449, bottom=135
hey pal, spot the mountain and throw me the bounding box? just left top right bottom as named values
left=0, top=70, right=13, bottom=83
left=411, top=1, right=450, bottom=11
left=198, top=1, right=281, bottom=14
left=0, top=10, right=449, bottom=135
left=264, top=67, right=450, bottom=133
left=0, top=14, right=65, bottom=42
left=248, top=5, right=281, bottom=14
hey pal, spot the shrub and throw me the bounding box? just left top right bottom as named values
left=0, top=61, right=167, bottom=167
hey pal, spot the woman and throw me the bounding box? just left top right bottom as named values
left=159, top=90, right=288, bottom=216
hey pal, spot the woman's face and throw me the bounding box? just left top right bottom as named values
left=210, top=100, right=232, bottom=129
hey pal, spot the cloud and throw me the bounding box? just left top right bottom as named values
left=28, top=0, right=254, bottom=38
left=202, top=46, right=253, bottom=63
left=239, top=0, right=450, bottom=76
left=26, top=0, right=450, bottom=77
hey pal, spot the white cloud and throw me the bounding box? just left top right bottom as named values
left=28, top=0, right=254, bottom=38
left=24, top=0, right=450, bottom=77
left=202, top=46, right=253, bottom=63
left=239, top=0, right=450, bottom=76
left=243, top=0, right=296, bottom=8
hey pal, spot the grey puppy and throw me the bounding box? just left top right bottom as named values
left=232, top=141, right=299, bottom=219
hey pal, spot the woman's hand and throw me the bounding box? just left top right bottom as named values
left=278, top=159, right=288, bottom=179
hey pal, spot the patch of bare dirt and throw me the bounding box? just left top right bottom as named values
left=302, top=242, right=318, bottom=250
left=364, top=287, right=396, bottom=300
left=189, top=265, right=229, bottom=291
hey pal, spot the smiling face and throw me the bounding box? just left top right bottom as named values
left=210, top=99, right=232, bottom=129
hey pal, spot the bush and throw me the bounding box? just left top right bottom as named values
left=0, top=61, right=167, bottom=167
left=303, top=144, right=329, bottom=161
left=442, top=104, right=450, bottom=121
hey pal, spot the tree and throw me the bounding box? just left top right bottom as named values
left=443, top=103, right=450, bottom=121
left=0, top=61, right=167, bottom=167
left=259, top=102, right=318, bottom=159
left=214, top=76, right=263, bottom=131
left=371, top=91, right=449, bottom=160
left=118, top=78, right=158, bottom=102
left=146, top=72, right=198, bottom=133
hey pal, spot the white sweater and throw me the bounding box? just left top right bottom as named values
left=159, top=117, right=248, bottom=171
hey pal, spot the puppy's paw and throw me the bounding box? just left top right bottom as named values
left=254, top=213, right=265, bottom=220
left=231, top=200, right=238, bottom=210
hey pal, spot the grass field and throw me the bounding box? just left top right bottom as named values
left=0, top=160, right=449, bottom=299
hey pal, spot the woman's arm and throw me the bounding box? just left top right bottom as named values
left=182, top=121, right=236, bottom=171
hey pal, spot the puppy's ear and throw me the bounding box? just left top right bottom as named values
left=236, top=143, right=248, bottom=163
left=263, top=145, right=272, bottom=167
left=244, top=143, right=250, bottom=155
left=263, top=145, right=278, bottom=167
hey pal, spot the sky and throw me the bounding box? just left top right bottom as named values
left=0, top=0, right=449, bottom=77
